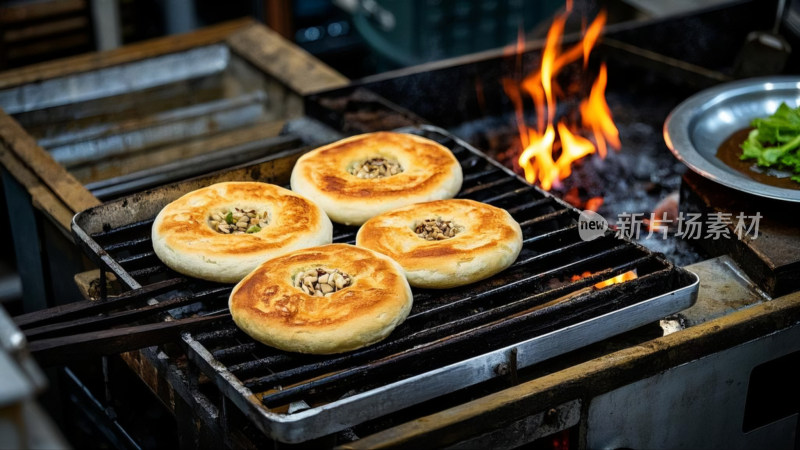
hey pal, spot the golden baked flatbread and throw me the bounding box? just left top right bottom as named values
left=229, top=244, right=413, bottom=354
left=290, top=132, right=463, bottom=225
left=152, top=182, right=332, bottom=283
left=356, top=199, right=522, bottom=288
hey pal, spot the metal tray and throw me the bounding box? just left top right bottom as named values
left=664, top=76, right=800, bottom=202
left=71, top=125, right=699, bottom=443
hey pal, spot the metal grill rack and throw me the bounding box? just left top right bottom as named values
left=71, top=125, right=698, bottom=443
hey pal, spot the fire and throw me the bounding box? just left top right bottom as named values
left=584, top=196, right=604, bottom=212
left=593, top=270, right=638, bottom=288
left=580, top=63, right=620, bottom=158
left=556, top=122, right=595, bottom=179
left=570, top=270, right=638, bottom=289
left=563, top=188, right=603, bottom=211
left=504, top=7, right=620, bottom=190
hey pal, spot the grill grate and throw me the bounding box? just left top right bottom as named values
left=71, top=125, right=698, bottom=443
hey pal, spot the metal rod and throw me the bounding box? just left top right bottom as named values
left=90, top=219, right=155, bottom=240
left=13, top=278, right=187, bottom=328
left=23, top=285, right=230, bottom=340
left=29, top=314, right=229, bottom=366
left=457, top=176, right=516, bottom=197
left=104, top=236, right=152, bottom=252
left=116, top=252, right=156, bottom=266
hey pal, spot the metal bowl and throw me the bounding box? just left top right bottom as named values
left=664, top=76, right=800, bottom=202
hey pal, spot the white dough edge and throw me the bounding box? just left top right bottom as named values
left=151, top=209, right=333, bottom=284
left=290, top=158, right=464, bottom=226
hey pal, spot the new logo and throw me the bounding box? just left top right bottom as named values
left=578, top=210, right=608, bottom=241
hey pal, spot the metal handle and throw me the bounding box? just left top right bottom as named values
left=772, top=0, right=788, bottom=35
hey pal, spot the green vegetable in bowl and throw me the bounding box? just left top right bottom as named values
left=740, top=102, right=800, bottom=182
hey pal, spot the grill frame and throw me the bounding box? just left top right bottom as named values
left=71, top=125, right=698, bottom=443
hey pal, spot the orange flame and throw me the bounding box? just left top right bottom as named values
left=506, top=8, right=618, bottom=190
left=580, top=62, right=620, bottom=158
left=585, top=196, right=604, bottom=212
left=556, top=122, right=595, bottom=179
left=582, top=10, right=606, bottom=66
left=570, top=270, right=638, bottom=289
left=593, top=270, right=637, bottom=288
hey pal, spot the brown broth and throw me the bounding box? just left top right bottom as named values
left=716, top=128, right=800, bottom=190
